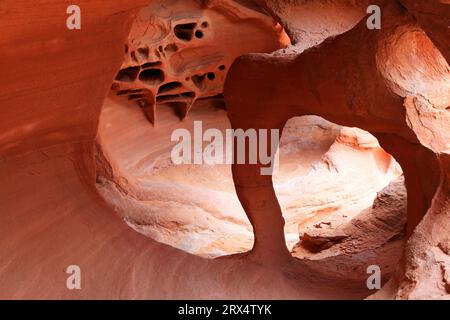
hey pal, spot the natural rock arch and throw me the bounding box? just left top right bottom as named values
left=224, top=0, right=450, bottom=298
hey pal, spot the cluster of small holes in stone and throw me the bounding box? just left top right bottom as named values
left=174, top=21, right=208, bottom=42
left=113, top=63, right=227, bottom=115
left=189, top=65, right=226, bottom=90
left=112, top=20, right=230, bottom=121
left=115, top=63, right=165, bottom=87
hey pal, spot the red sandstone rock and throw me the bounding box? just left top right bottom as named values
left=0, top=0, right=449, bottom=300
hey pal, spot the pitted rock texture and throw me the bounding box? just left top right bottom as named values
left=111, top=0, right=289, bottom=124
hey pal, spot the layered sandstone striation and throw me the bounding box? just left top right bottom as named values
left=0, top=0, right=449, bottom=300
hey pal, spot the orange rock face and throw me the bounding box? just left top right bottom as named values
left=0, top=0, right=449, bottom=300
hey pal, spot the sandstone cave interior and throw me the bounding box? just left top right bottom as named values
left=1, top=0, right=450, bottom=300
